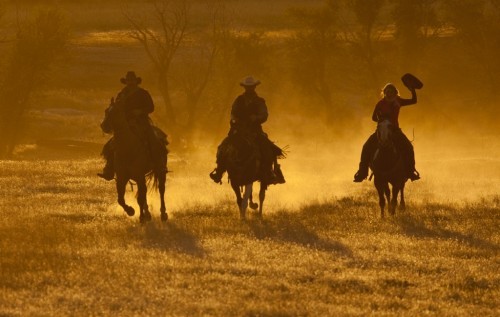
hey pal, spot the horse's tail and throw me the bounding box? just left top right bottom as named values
left=145, top=171, right=158, bottom=191
left=271, top=142, right=288, bottom=160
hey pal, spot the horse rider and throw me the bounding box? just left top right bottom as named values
left=98, top=71, right=165, bottom=180
left=353, top=83, right=420, bottom=182
left=209, top=76, right=285, bottom=184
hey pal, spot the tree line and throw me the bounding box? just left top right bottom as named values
left=0, top=0, right=499, bottom=157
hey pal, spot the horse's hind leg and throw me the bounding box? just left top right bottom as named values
left=399, top=182, right=406, bottom=211
left=117, top=177, right=134, bottom=216
left=258, top=183, right=267, bottom=218
left=137, top=179, right=151, bottom=223
left=158, top=171, right=167, bottom=221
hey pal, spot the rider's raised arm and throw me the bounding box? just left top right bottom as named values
left=399, top=88, right=417, bottom=107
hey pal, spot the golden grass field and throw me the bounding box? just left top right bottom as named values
left=0, top=1, right=499, bottom=316
left=0, top=145, right=498, bottom=316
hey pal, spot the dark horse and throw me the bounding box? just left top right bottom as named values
left=370, top=119, right=408, bottom=217
left=223, top=128, right=284, bottom=220
left=101, top=98, right=168, bottom=223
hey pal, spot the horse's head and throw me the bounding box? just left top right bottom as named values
left=376, top=119, right=394, bottom=149
left=223, top=130, right=259, bottom=185
left=100, top=98, right=128, bottom=134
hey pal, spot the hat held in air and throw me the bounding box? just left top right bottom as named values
left=240, top=76, right=261, bottom=87
left=401, top=73, right=423, bottom=90
left=120, top=71, right=142, bottom=85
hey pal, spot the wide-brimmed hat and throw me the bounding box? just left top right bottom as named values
left=401, top=73, right=423, bottom=89
left=120, top=71, right=142, bottom=85
left=240, top=76, right=260, bottom=87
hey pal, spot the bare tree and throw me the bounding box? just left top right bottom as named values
left=126, top=0, right=231, bottom=146
left=336, top=0, right=391, bottom=86
left=445, top=0, right=500, bottom=92
left=392, top=0, right=446, bottom=70
left=125, top=0, right=188, bottom=135
left=288, top=4, right=338, bottom=112
left=0, top=8, right=68, bottom=158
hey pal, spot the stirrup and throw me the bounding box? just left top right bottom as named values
left=353, top=171, right=367, bottom=182
left=409, top=170, right=420, bottom=181
left=209, top=169, right=223, bottom=184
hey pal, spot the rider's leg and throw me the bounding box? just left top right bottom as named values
left=354, top=133, right=377, bottom=182
left=210, top=137, right=229, bottom=183
left=395, top=130, right=420, bottom=181
left=98, top=138, right=115, bottom=181
left=268, top=141, right=285, bottom=184
left=259, top=135, right=278, bottom=184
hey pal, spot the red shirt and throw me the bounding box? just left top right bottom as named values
left=371, top=93, right=416, bottom=128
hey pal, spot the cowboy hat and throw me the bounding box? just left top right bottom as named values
left=401, top=73, right=423, bottom=89
left=240, top=76, right=260, bottom=87
left=120, top=71, right=142, bottom=85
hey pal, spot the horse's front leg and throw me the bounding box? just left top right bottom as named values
left=240, top=184, right=253, bottom=220
left=249, top=193, right=259, bottom=210
left=389, top=185, right=399, bottom=215
left=137, top=178, right=151, bottom=223
left=231, top=182, right=243, bottom=219
left=258, top=183, right=267, bottom=218
left=374, top=177, right=386, bottom=218
left=117, top=177, right=135, bottom=216
left=158, top=171, right=168, bottom=221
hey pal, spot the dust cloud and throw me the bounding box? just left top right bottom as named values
left=0, top=0, right=498, bottom=210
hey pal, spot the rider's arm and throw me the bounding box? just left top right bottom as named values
left=399, top=88, right=417, bottom=107
left=372, top=102, right=381, bottom=122
left=230, top=97, right=241, bottom=122
left=143, top=91, right=154, bottom=114
left=255, top=99, right=268, bottom=124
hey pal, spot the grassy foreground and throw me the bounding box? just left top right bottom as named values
left=0, top=160, right=498, bottom=316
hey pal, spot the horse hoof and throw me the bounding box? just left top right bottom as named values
left=161, top=212, right=168, bottom=222
left=249, top=202, right=258, bottom=210
left=399, top=205, right=406, bottom=211
left=125, top=207, right=135, bottom=216
left=389, top=206, right=396, bottom=215
left=140, top=212, right=152, bottom=223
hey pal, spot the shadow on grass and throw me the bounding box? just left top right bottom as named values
left=139, top=222, right=205, bottom=257
left=245, top=212, right=353, bottom=257
left=396, top=215, right=499, bottom=251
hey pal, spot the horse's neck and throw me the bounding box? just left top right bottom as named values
left=113, top=126, right=143, bottom=156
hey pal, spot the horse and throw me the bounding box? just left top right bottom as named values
left=101, top=98, right=168, bottom=223
left=370, top=119, right=408, bottom=218
left=222, top=128, right=284, bottom=220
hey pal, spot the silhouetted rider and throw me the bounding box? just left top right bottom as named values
left=98, top=71, right=165, bottom=180
left=210, top=76, right=285, bottom=185
left=354, top=83, right=420, bottom=182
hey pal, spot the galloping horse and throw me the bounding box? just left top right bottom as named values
left=101, top=98, right=168, bottom=222
left=370, top=119, right=408, bottom=217
left=223, top=128, right=283, bottom=220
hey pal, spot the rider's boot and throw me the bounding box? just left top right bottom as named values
left=353, top=162, right=369, bottom=182
left=209, top=166, right=224, bottom=184
left=98, top=158, right=115, bottom=181
left=409, top=168, right=420, bottom=181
